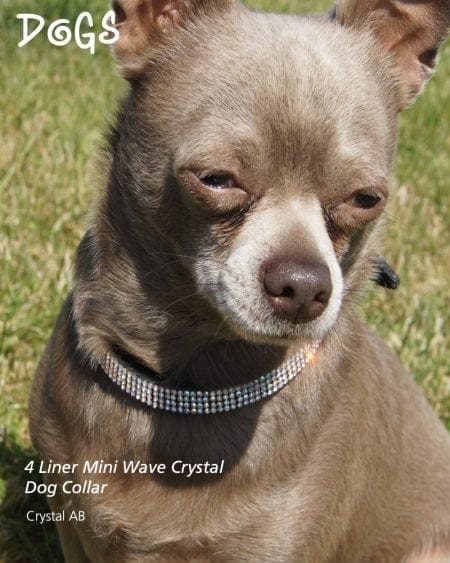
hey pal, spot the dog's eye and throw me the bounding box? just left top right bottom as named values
left=198, top=173, right=236, bottom=190
left=351, top=192, right=382, bottom=209
left=180, top=169, right=250, bottom=216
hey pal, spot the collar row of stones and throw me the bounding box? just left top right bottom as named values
left=100, top=342, right=319, bottom=414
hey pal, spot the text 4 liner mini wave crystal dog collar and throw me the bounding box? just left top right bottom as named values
left=99, top=341, right=320, bottom=415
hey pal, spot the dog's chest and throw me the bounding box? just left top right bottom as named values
left=74, top=471, right=304, bottom=560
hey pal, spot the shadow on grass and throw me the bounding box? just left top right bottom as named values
left=0, top=434, right=63, bottom=562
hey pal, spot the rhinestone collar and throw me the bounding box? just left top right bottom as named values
left=99, top=341, right=320, bottom=415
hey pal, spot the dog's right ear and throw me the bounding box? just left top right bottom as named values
left=111, top=0, right=233, bottom=78
left=334, top=0, right=450, bottom=108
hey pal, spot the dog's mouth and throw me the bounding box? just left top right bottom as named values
left=190, top=263, right=343, bottom=346
left=222, top=320, right=320, bottom=347
left=215, top=298, right=340, bottom=346
left=196, top=267, right=343, bottom=346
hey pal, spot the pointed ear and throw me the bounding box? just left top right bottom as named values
left=334, top=0, right=450, bottom=108
left=111, top=0, right=233, bottom=79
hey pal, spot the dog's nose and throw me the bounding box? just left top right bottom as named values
left=262, top=257, right=332, bottom=323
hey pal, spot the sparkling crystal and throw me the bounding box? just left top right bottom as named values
left=101, top=341, right=320, bottom=414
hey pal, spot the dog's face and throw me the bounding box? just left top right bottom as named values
left=108, top=0, right=448, bottom=347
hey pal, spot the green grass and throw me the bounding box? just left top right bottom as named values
left=1, top=0, right=449, bottom=560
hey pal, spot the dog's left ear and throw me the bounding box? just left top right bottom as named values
left=111, top=0, right=234, bottom=78
left=334, top=0, right=450, bottom=108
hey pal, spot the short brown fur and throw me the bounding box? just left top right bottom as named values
left=30, top=0, right=450, bottom=561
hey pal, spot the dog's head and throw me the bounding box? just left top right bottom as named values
left=104, top=0, right=449, bottom=348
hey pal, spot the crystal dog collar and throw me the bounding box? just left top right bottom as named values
left=99, top=341, right=320, bottom=415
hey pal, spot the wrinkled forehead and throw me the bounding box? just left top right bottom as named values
left=148, top=12, right=396, bottom=174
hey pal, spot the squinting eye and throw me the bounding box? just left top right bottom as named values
left=352, top=192, right=382, bottom=209
left=198, top=173, right=236, bottom=190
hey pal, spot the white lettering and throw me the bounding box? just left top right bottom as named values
left=24, top=480, right=57, bottom=498
left=17, top=12, right=119, bottom=52
left=75, top=12, right=95, bottom=54
left=99, top=10, right=120, bottom=45
left=69, top=510, right=85, bottom=521
left=122, top=460, right=166, bottom=474
left=17, top=14, right=45, bottom=48
left=47, top=19, right=72, bottom=47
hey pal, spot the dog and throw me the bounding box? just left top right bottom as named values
left=29, top=0, right=450, bottom=560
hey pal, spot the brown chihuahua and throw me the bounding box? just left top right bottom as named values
left=30, top=0, right=450, bottom=561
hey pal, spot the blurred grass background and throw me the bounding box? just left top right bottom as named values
left=1, top=0, right=449, bottom=560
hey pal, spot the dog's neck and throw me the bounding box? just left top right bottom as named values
left=101, top=329, right=312, bottom=389
left=100, top=340, right=320, bottom=414
left=146, top=339, right=297, bottom=387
